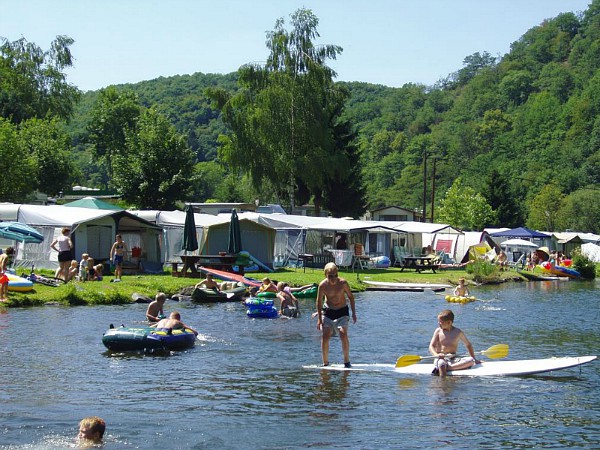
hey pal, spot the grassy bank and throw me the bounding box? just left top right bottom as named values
left=2, top=267, right=523, bottom=308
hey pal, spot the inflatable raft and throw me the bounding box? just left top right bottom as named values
left=7, top=274, right=34, bottom=292
left=191, top=285, right=247, bottom=303
left=540, top=262, right=581, bottom=279
left=445, top=295, right=476, bottom=304
left=245, top=297, right=279, bottom=318
left=102, top=325, right=196, bottom=352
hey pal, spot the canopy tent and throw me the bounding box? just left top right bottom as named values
left=63, top=196, right=123, bottom=210
left=0, top=204, right=161, bottom=271
left=490, top=227, right=550, bottom=239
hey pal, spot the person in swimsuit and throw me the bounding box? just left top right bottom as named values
left=77, top=416, right=105, bottom=444
left=0, top=247, right=14, bottom=302
left=453, top=277, right=470, bottom=297
left=258, top=277, right=278, bottom=294
left=428, top=309, right=479, bottom=376
left=109, top=234, right=128, bottom=282
left=146, top=292, right=167, bottom=323
left=51, top=227, right=73, bottom=281
left=277, top=282, right=300, bottom=318
left=195, top=273, right=220, bottom=291
left=316, top=262, right=356, bottom=368
left=153, top=311, right=198, bottom=335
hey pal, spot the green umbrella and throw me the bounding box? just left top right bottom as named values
left=228, top=209, right=242, bottom=254
left=182, top=205, right=198, bottom=253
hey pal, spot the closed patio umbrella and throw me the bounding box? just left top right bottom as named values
left=182, top=205, right=198, bottom=253
left=228, top=209, right=242, bottom=255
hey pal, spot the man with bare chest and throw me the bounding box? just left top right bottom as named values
left=316, top=262, right=356, bottom=368
left=428, top=309, right=478, bottom=376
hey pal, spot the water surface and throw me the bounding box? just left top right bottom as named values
left=0, top=281, right=598, bottom=449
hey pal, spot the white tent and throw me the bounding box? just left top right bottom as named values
left=0, top=204, right=162, bottom=271
left=581, top=242, right=600, bottom=262
left=131, top=210, right=276, bottom=267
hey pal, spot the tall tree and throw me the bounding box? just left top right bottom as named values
left=18, top=118, right=75, bottom=196
left=437, top=178, right=495, bottom=230
left=0, top=118, right=36, bottom=201
left=0, top=36, right=80, bottom=123
left=207, top=8, right=348, bottom=213
left=86, top=87, right=142, bottom=182
left=112, top=109, right=196, bottom=209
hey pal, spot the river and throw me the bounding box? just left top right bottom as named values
left=0, top=281, right=598, bottom=449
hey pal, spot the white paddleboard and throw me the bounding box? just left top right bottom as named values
left=304, top=356, right=597, bottom=376
left=394, top=356, right=597, bottom=376
left=362, top=281, right=452, bottom=289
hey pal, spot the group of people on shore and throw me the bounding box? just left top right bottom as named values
left=49, top=228, right=129, bottom=283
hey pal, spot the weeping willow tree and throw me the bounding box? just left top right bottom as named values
left=207, top=8, right=350, bottom=213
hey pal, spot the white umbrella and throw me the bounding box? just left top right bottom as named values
left=501, top=238, right=539, bottom=248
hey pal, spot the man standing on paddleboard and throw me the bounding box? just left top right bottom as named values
left=316, top=262, right=357, bottom=368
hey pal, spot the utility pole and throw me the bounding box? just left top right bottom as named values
left=422, top=151, right=427, bottom=223
left=430, top=157, right=437, bottom=223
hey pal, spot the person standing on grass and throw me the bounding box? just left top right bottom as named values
left=110, top=234, right=128, bottom=282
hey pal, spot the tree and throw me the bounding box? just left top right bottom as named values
left=86, top=87, right=142, bottom=182
left=112, top=109, right=196, bottom=209
left=482, top=168, right=522, bottom=227
left=559, top=188, right=600, bottom=233
left=18, top=118, right=75, bottom=196
left=437, top=178, right=495, bottom=230
left=207, top=8, right=348, bottom=213
left=0, top=36, right=80, bottom=123
left=526, top=184, right=565, bottom=231
left=0, top=118, right=36, bottom=201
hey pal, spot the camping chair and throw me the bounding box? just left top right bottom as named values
left=508, top=253, right=525, bottom=270
left=352, top=243, right=371, bottom=271
left=392, top=246, right=405, bottom=267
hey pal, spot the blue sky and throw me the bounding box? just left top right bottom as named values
left=0, top=0, right=592, bottom=92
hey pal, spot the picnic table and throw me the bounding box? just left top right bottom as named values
left=400, top=256, right=439, bottom=273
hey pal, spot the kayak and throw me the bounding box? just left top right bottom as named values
left=394, top=356, right=597, bottom=376
left=304, top=356, right=597, bottom=376
left=102, top=325, right=196, bottom=352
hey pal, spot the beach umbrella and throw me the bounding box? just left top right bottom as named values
left=227, top=209, right=242, bottom=254
left=182, top=205, right=198, bottom=253
left=0, top=222, right=44, bottom=244
left=500, top=238, right=539, bottom=248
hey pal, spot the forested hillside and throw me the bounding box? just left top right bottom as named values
left=4, top=3, right=600, bottom=232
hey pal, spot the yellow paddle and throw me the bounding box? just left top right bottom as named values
left=395, top=344, right=509, bottom=368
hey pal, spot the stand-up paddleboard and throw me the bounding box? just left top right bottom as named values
left=395, top=356, right=596, bottom=376
left=304, top=356, right=597, bottom=376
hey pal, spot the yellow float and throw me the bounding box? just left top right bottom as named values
left=444, top=295, right=476, bottom=304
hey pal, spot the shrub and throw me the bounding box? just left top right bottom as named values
left=571, top=249, right=596, bottom=280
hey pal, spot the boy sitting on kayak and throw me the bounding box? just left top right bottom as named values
left=429, top=309, right=479, bottom=376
